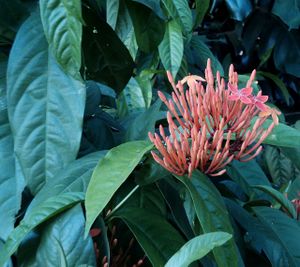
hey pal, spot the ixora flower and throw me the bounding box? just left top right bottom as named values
left=148, top=59, right=281, bottom=177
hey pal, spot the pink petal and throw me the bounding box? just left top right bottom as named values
left=228, top=83, right=238, bottom=92
left=240, top=87, right=253, bottom=96
left=240, top=96, right=252, bottom=104
left=257, top=95, right=268, bottom=103
left=255, top=102, right=268, bottom=111
left=228, top=94, right=240, bottom=101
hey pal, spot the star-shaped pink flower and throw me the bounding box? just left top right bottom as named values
left=228, top=83, right=253, bottom=104
left=252, top=91, right=268, bottom=111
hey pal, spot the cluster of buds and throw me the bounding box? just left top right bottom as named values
left=148, top=59, right=280, bottom=177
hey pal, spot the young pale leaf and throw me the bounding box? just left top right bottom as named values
left=175, top=171, right=239, bottom=267
left=7, top=11, right=85, bottom=195
left=84, top=141, right=153, bottom=236
left=165, top=232, right=232, bottom=267
left=0, top=192, right=84, bottom=266
left=112, top=207, right=185, bottom=267
left=253, top=185, right=296, bottom=218
left=254, top=207, right=300, bottom=267
left=158, top=19, right=184, bottom=78
left=40, top=0, right=82, bottom=78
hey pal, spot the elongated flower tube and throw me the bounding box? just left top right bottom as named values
left=148, top=59, right=280, bottom=177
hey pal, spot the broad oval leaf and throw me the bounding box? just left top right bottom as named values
left=175, top=171, right=239, bottom=267
left=165, top=232, right=232, bottom=267
left=159, top=19, right=183, bottom=78
left=27, top=205, right=96, bottom=267
left=254, top=207, right=300, bottom=267
left=6, top=11, right=85, bottom=195
left=84, top=141, right=153, bottom=236
left=40, top=0, right=82, bottom=78
left=0, top=192, right=84, bottom=266
left=253, top=185, right=297, bottom=219
left=272, top=0, right=300, bottom=29
left=112, top=207, right=185, bottom=267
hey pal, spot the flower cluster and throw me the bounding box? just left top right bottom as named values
left=148, top=59, right=280, bottom=177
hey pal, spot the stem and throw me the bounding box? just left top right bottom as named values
left=106, top=185, right=140, bottom=220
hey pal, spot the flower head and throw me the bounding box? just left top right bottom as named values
left=149, top=59, right=278, bottom=177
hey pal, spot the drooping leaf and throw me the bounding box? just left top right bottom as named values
left=6, top=11, right=85, bottom=195
left=127, top=1, right=166, bottom=53
left=254, top=207, right=300, bottom=267
left=82, top=4, right=134, bottom=92
left=39, top=0, right=82, bottom=78
left=125, top=99, right=163, bottom=141
left=112, top=207, right=185, bottom=267
left=0, top=192, right=85, bottom=266
left=175, top=171, right=239, bottom=267
left=165, top=232, right=232, bottom=267
left=106, top=0, right=119, bottom=29
left=253, top=185, right=296, bottom=218
left=130, top=0, right=165, bottom=19
left=272, top=0, right=300, bottom=29
left=0, top=55, right=21, bottom=240
left=26, top=151, right=107, bottom=214
left=84, top=141, right=153, bottom=236
left=194, top=0, right=210, bottom=27
left=226, top=160, right=271, bottom=198
left=158, top=19, right=184, bottom=78
left=161, top=0, right=193, bottom=35
left=28, top=205, right=96, bottom=267
left=224, top=0, right=252, bottom=21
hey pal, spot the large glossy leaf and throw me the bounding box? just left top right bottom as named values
left=0, top=55, right=20, bottom=240
left=254, top=207, right=300, bottom=267
left=6, top=12, right=85, bottom=195
left=112, top=207, right=185, bottom=267
left=175, top=171, right=239, bottom=267
left=165, top=232, right=232, bottom=267
left=28, top=205, right=96, bottom=267
left=188, top=36, right=224, bottom=76
left=106, top=0, right=119, bottom=29
left=26, top=151, right=107, bottom=214
left=40, top=0, right=82, bottom=78
left=127, top=1, right=166, bottom=53
left=254, top=185, right=296, bottom=218
left=272, top=0, right=300, bottom=29
left=224, top=0, right=252, bottom=21
left=161, top=0, right=193, bottom=35
left=84, top=141, right=153, bottom=235
left=158, top=19, right=183, bottom=78
left=226, top=160, right=271, bottom=198
left=82, top=4, right=134, bottom=92
left=0, top=192, right=84, bottom=266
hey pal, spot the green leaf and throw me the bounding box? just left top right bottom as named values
left=0, top=192, right=84, bottom=266
left=40, top=0, right=82, bottom=78
left=0, top=55, right=21, bottom=240
left=175, top=171, right=239, bottom=267
left=117, top=77, right=147, bottom=118
left=6, top=11, right=85, bottom=195
left=159, top=19, right=183, bottom=78
left=112, top=207, right=185, bottom=267
left=254, top=207, right=300, bottom=267
left=263, top=120, right=300, bottom=148
left=224, top=0, right=252, bottom=21
left=127, top=1, right=166, bottom=53
left=106, top=0, right=119, bottom=29
left=125, top=99, right=163, bottom=141
left=226, top=160, right=271, bottom=198
left=27, top=205, right=96, bottom=267
left=272, top=0, right=300, bottom=29
left=288, top=177, right=300, bottom=200
left=84, top=141, right=153, bottom=236
left=26, top=151, right=107, bottom=214
left=130, top=0, right=165, bottom=19
left=165, top=232, right=232, bottom=267
left=189, top=36, right=224, bottom=76
left=82, top=4, right=134, bottom=92
left=161, top=0, right=193, bottom=35
left=194, top=0, right=210, bottom=27
left=257, top=71, right=291, bottom=106
left=253, top=185, right=296, bottom=218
